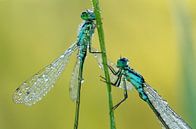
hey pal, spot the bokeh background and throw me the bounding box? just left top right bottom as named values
left=0, top=0, right=196, bottom=129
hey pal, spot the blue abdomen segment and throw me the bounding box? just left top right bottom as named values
left=126, top=70, right=148, bottom=101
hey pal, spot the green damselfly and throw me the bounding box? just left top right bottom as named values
left=13, top=9, right=101, bottom=129
left=94, top=54, right=191, bottom=129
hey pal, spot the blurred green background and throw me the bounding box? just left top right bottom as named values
left=0, top=0, right=196, bottom=129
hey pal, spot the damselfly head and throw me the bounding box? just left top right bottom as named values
left=81, top=10, right=95, bottom=21
left=117, top=57, right=129, bottom=68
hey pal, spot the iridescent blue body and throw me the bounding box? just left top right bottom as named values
left=76, top=10, right=96, bottom=61
left=69, top=10, right=97, bottom=101
left=118, top=59, right=168, bottom=127
left=101, top=57, right=191, bottom=129
left=115, top=58, right=149, bottom=102
left=77, top=20, right=95, bottom=60
left=70, top=10, right=98, bottom=129
left=123, top=67, right=148, bottom=101
left=70, top=10, right=96, bottom=91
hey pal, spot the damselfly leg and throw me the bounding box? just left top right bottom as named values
left=112, top=77, right=128, bottom=110
left=100, top=65, right=129, bottom=110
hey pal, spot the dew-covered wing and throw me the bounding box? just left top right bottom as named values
left=13, top=43, right=78, bottom=106
left=143, top=83, right=191, bottom=129
left=92, top=50, right=133, bottom=90
left=69, top=58, right=81, bottom=101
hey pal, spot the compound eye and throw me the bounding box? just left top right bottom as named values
left=81, top=12, right=89, bottom=20
left=81, top=12, right=86, bottom=16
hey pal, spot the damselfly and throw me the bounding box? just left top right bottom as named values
left=13, top=9, right=100, bottom=106
left=13, top=9, right=102, bottom=129
left=96, top=55, right=191, bottom=129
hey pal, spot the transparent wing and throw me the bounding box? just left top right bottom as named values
left=69, top=58, right=81, bottom=101
left=92, top=49, right=133, bottom=90
left=13, top=43, right=78, bottom=106
left=143, top=83, right=191, bottom=129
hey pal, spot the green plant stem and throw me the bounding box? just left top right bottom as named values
left=91, top=1, right=116, bottom=129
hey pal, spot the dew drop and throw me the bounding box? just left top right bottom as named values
left=81, top=79, right=84, bottom=83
